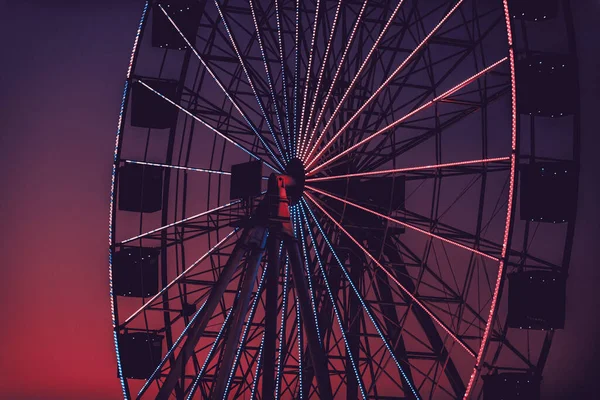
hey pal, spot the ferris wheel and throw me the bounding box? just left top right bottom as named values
left=108, top=0, right=580, bottom=398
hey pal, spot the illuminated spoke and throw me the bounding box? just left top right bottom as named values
left=136, top=79, right=281, bottom=172
left=158, top=5, right=284, bottom=171
left=124, top=160, right=231, bottom=175
left=292, top=0, right=300, bottom=156
left=297, top=205, right=367, bottom=399
left=274, top=0, right=292, bottom=154
left=138, top=299, right=209, bottom=398
left=303, top=0, right=408, bottom=165
left=293, top=209, right=321, bottom=344
left=296, top=297, right=303, bottom=400
left=212, top=1, right=287, bottom=164
left=297, top=0, right=342, bottom=159
left=300, top=202, right=420, bottom=399
left=306, top=157, right=510, bottom=182
left=307, top=56, right=508, bottom=175
left=297, top=0, right=322, bottom=158
left=250, top=334, right=266, bottom=400
left=306, top=186, right=498, bottom=261
left=122, top=229, right=238, bottom=325
left=120, top=200, right=240, bottom=244
left=186, top=302, right=235, bottom=400
left=305, top=0, right=465, bottom=170
left=304, top=192, right=478, bottom=358
left=300, top=0, right=369, bottom=162
left=248, top=0, right=288, bottom=160
left=223, top=265, right=269, bottom=399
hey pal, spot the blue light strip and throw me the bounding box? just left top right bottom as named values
left=248, top=0, right=289, bottom=162
left=109, top=3, right=149, bottom=399
left=274, top=253, right=290, bottom=399
left=212, top=1, right=287, bottom=167
left=157, top=5, right=284, bottom=172
left=138, top=300, right=208, bottom=398
left=124, top=160, right=231, bottom=175
left=250, top=333, right=266, bottom=400
left=301, top=198, right=420, bottom=399
left=222, top=262, right=270, bottom=399
left=298, top=204, right=367, bottom=399
left=185, top=291, right=236, bottom=399
left=293, top=209, right=322, bottom=344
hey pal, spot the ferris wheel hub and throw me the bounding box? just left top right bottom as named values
left=284, top=157, right=306, bottom=204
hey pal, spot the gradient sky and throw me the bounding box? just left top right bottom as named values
left=0, top=1, right=599, bottom=399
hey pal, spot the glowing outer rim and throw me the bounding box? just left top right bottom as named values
left=108, top=1, right=517, bottom=398
left=108, top=1, right=150, bottom=399
left=463, top=0, right=517, bottom=397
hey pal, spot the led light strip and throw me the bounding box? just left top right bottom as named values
left=109, top=3, right=149, bottom=398
left=306, top=156, right=511, bottom=182
left=297, top=0, right=343, bottom=158
left=138, top=299, right=209, bottom=398
left=300, top=201, right=420, bottom=399
left=463, top=1, right=517, bottom=397
left=297, top=0, right=323, bottom=159
left=250, top=334, right=266, bottom=399
left=303, top=0, right=408, bottom=165
left=304, top=193, right=477, bottom=358
left=122, top=229, right=238, bottom=326
left=120, top=199, right=240, bottom=244
left=158, top=4, right=285, bottom=171
left=248, top=0, right=289, bottom=161
left=307, top=56, right=508, bottom=175
left=274, top=0, right=293, bottom=157
left=300, top=0, right=370, bottom=162
left=211, top=1, right=287, bottom=165
left=298, top=204, right=367, bottom=399
left=124, top=159, right=231, bottom=175
left=274, top=253, right=290, bottom=399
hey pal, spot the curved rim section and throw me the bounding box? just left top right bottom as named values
left=108, top=2, right=150, bottom=398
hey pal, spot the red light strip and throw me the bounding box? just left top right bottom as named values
left=305, top=186, right=498, bottom=262
left=299, top=0, right=369, bottom=162
left=307, top=56, right=508, bottom=176
left=122, top=229, right=238, bottom=326
left=305, top=0, right=465, bottom=170
left=463, top=1, right=517, bottom=397
left=306, top=156, right=510, bottom=182
left=304, top=192, right=477, bottom=358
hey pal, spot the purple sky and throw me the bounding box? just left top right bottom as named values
left=0, top=1, right=599, bottom=398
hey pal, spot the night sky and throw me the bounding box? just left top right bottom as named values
left=0, top=1, right=599, bottom=399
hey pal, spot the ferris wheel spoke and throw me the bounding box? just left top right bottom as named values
left=304, top=192, right=478, bottom=358
left=120, top=199, right=241, bottom=244
left=299, top=0, right=369, bottom=163
left=248, top=0, right=288, bottom=160
left=211, top=0, right=287, bottom=164
left=296, top=0, right=322, bottom=159
left=307, top=55, right=507, bottom=175
left=156, top=5, right=284, bottom=171
left=213, top=255, right=268, bottom=399
left=303, top=0, right=409, bottom=165
left=305, top=0, right=466, bottom=170
left=123, top=159, right=230, bottom=175
left=307, top=185, right=498, bottom=262
left=300, top=202, right=422, bottom=399
left=297, top=0, right=342, bottom=159
left=121, top=229, right=238, bottom=327
left=296, top=207, right=367, bottom=399
left=273, top=0, right=292, bottom=154
left=136, top=79, right=281, bottom=172
left=306, top=156, right=511, bottom=182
